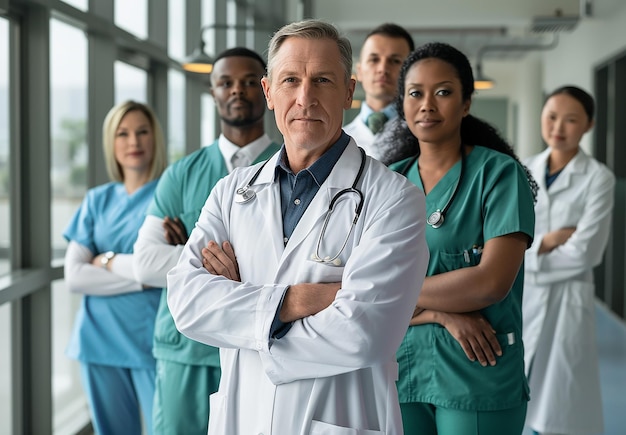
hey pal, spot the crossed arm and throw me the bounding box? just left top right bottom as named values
left=201, top=240, right=340, bottom=322
left=411, top=232, right=530, bottom=367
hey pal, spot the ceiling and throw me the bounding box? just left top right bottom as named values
left=307, top=0, right=621, bottom=63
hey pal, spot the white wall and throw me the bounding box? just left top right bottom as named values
left=479, top=0, right=626, bottom=158
left=475, top=55, right=544, bottom=158
left=542, top=2, right=626, bottom=153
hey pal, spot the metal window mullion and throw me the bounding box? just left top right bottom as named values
left=13, top=3, right=53, bottom=435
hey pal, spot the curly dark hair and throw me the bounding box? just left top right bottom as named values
left=385, top=41, right=538, bottom=201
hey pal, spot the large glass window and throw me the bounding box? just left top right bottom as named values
left=115, top=61, right=147, bottom=105
left=50, top=18, right=90, bottom=433
left=168, top=69, right=185, bottom=162
left=114, top=0, right=147, bottom=40
left=50, top=19, right=88, bottom=260
left=168, top=0, right=185, bottom=61
left=0, top=18, right=9, bottom=276
left=202, top=93, right=216, bottom=148
left=51, top=280, right=89, bottom=433
left=0, top=304, right=12, bottom=435
left=0, top=18, right=11, bottom=432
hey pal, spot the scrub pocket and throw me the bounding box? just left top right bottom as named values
left=438, top=247, right=482, bottom=272
left=431, top=327, right=528, bottom=410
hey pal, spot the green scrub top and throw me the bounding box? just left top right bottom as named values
left=390, top=146, right=534, bottom=411
left=148, top=141, right=280, bottom=366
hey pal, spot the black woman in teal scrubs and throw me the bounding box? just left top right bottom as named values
left=389, top=42, right=537, bottom=435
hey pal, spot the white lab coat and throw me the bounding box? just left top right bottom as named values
left=167, top=140, right=428, bottom=435
left=523, top=147, right=615, bottom=434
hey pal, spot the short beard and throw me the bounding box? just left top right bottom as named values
left=221, top=113, right=264, bottom=127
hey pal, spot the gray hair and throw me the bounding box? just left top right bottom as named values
left=266, top=19, right=352, bottom=84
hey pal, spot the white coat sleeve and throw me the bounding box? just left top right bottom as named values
left=167, top=178, right=289, bottom=354
left=525, top=168, right=615, bottom=284
left=64, top=241, right=143, bottom=295
left=133, top=214, right=185, bottom=288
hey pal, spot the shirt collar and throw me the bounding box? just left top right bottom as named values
left=275, top=132, right=351, bottom=186
left=218, top=133, right=273, bottom=172
left=359, top=102, right=398, bottom=123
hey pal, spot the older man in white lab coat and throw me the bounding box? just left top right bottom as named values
left=167, top=19, right=428, bottom=435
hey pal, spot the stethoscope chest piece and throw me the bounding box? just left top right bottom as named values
left=235, top=186, right=256, bottom=204
left=427, top=209, right=444, bottom=229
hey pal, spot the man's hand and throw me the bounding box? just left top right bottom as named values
left=201, top=240, right=241, bottom=281
left=163, top=216, right=188, bottom=246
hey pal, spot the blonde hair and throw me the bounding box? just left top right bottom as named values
left=266, top=19, right=353, bottom=84
left=102, top=100, right=167, bottom=182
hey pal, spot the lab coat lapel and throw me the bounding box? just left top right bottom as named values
left=249, top=153, right=286, bottom=266
left=547, top=149, right=588, bottom=195
left=282, top=140, right=363, bottom=260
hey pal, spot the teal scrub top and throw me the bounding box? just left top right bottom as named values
left=390, top=146, right=534, bottom=411
left=64, top=180, right=162, bottom=369
left=148, top=141, right=280, bottom=366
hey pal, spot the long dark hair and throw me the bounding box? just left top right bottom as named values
left=386, top=42, right=537, bottom=201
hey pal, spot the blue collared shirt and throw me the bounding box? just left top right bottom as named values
left=275, top=132, right=351, bottom=243
left=270, top=132, right=351, bottom=338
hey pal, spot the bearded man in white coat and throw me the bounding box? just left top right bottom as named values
left=166, top=19, right=429, bottom=435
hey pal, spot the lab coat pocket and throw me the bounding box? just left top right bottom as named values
left=207, top=392, right=227, bottom=434
left=557, top=280, right=596, bottom=358
left=310, top=419, right=383, bottom=434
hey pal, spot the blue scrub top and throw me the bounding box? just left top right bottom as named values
left=63, top=180, right=161, bottom=369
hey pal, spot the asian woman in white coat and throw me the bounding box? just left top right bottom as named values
left=523, top=86, right=616, bottom=435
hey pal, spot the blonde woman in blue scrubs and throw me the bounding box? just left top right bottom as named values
left=63, top=100, right=166, bottom=434
left=389, top=43, right=537, bottom=435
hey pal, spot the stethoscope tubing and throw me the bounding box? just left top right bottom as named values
left=402, top=144, right=465, bottom=229
left=234, top=146, right=367, bottom=266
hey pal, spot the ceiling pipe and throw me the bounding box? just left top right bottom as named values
left=474, top=33, right=559, bottom=90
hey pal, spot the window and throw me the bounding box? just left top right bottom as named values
left=52, top=280, right=89, bottom=433
left=168, top=69, right=185, bottom=162
left=115, top=61, right=147, bottom=105
left=202, top=93, right=216, bottom=148
left=50, top=18, right=90, bottom=433
left=0, top=304, right=12, bottom=435
left=114, top=0, right=147, bottom=40
left=0, top=17, right=9, bottom=276
left=50, top=18, right=87, bottom=261
left=168, top=0, right=185, bottom=61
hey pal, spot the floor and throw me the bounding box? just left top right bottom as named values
left=523, top=300, right=626, bottom=435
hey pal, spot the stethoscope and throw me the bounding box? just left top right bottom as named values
left=234, top=159, right=270, bottom=204
left=401, top=145, right=465, bottom=229
left=235, top=148, right=366, bottom=266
